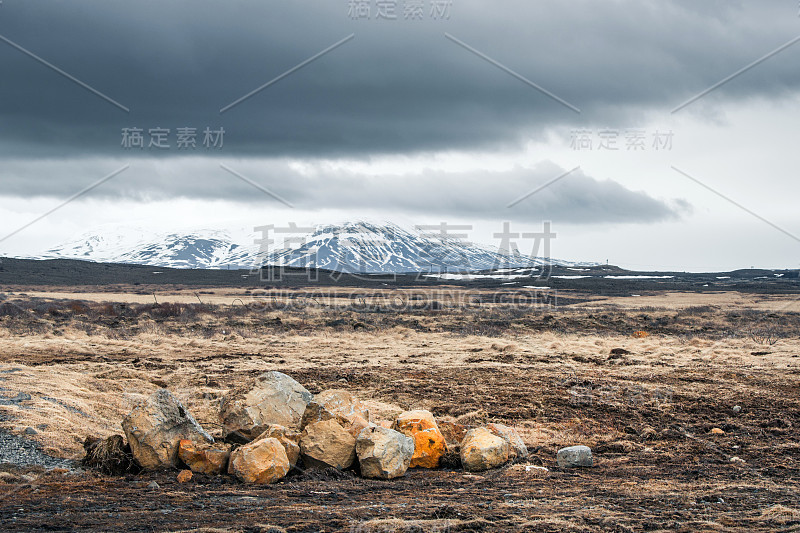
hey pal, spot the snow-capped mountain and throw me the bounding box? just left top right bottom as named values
left=40, top=226, right=259, bottom=270
left=264, top=221, right=570, bottom=273
left=33, top=222, right=590, bottom=273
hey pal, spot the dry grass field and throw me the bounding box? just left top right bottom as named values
left=0, top=285, right=798, bottom=532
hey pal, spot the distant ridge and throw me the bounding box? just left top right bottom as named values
left=27, top=221, right=593, bottom=273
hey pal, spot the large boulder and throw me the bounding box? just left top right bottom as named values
left=487, top=423, right=528, bottom=460
left=460, top=427, right=510, bottom=472
left=121, top=389, right=213, bottom=470
left=392, top=410, right=447, bottom=468
left=258, top=425, right=301, bottom=467
left=356, top=426, right=414, bottom=479
left=178, top=440, right=231, bottom=475
left=220, top=371, right=312, bottom=441
left=301, top=389, right=371, bottom=438
left=556, top=445, right=593, bottom=468
left=300, top=419, right=356, bottom=470
left=228, top=437, right=290, bottom=484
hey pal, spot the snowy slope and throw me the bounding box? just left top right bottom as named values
left=40, top=226, right=260, bottom=270
left=32, top=221, right=591, bottom=272
left=264, top=221, right=583, bottom=273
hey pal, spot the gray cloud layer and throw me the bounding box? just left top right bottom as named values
left=1, top=158, right=687, bottom=224
left=1, top=0, right=798, bottom=159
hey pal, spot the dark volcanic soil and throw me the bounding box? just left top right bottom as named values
left=1, top=362, right=798, bottom=532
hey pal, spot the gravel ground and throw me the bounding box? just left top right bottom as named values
left=0, top=428, right=74, bottom=470
left=0, top=390, right=74, bottom=470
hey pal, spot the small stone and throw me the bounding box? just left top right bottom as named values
left=23, top=427, right=37, bottom=435
left=732, top=405, right=742, bottom=414
left=177, top=469, right=193, bottom=483
left=147, top=481, right=160, bottom=490
left=710, top=428, right=725, bottom=435
left=525, top=465, right=549, bottom=474
left=556, top=445, right=593, bottom=468
left=730, top=456, right=746, bottom=464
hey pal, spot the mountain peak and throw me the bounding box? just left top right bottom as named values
left=28, top=221, right=589, bottom=272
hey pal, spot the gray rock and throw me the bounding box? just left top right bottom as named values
left=356, top=426, right=414, bottom=479
left=122, top=389, right=213, bottom=470
left=557, top=445, right=593, bottom=468
left=147, top=481, right=160, bottom=490
left=23, top=427, right=37, bottom=435
left=10, top=393, right=31, bottom=403
left=220, top=372, right=312, bottom=441
left=732, top=405, right=742, bottom=414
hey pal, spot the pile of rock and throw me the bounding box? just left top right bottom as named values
left=109, top=371, right=541, bottom=484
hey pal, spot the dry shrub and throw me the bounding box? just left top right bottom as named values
left=68, top=301, right=90, bottom=315
left=82, top=435, right=139, bottom=475
left=759, top=505, right=800, bottom=524
left=354, top=518, right=491, bottom=532
left=0, top=302, right=23, bottom=317
left=96, top=303, right=117, bottom=317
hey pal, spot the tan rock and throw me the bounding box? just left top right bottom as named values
left=121, top=389, right=213, bottom=470
left=345, top=414, right=373, bottom=439
left=301, top=390, right=375, bottom=438
left=356, top=426, right=414, bottom=479
left=300, top=419, right=356, bottom=470
left=301, top=390, right=369, bottom=426
left=376, top=420, right=394, bottom=429
left=392, top=410, right=447, bottom=469
left=177, top=469, right=193, bottom=483
left=257, top=425, right=301, bottom=467
left=360, top=399, right=404, bottom=422
left=487, top=423, right=528, bottom=460
left=460, top=427, right=510, bottom=472
left=228, top=437, right=290, bottom=484
left=177, top=439, right=231, bottom=475
left=220, top=371, right=312, bottom=441
left=710, top=427, right=725, bottom=435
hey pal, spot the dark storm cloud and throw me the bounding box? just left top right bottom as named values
left=0, top=0, right=799, bottom=161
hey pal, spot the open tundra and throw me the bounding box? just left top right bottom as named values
left=0, top=282, right=798, bottom=531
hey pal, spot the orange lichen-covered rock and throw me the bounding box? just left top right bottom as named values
left=176, top=469, right=193, bottom=483
left=392, top=410, right=446, bottom=469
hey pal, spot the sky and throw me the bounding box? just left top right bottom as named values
left=1, top=0, right=799, bottom=271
